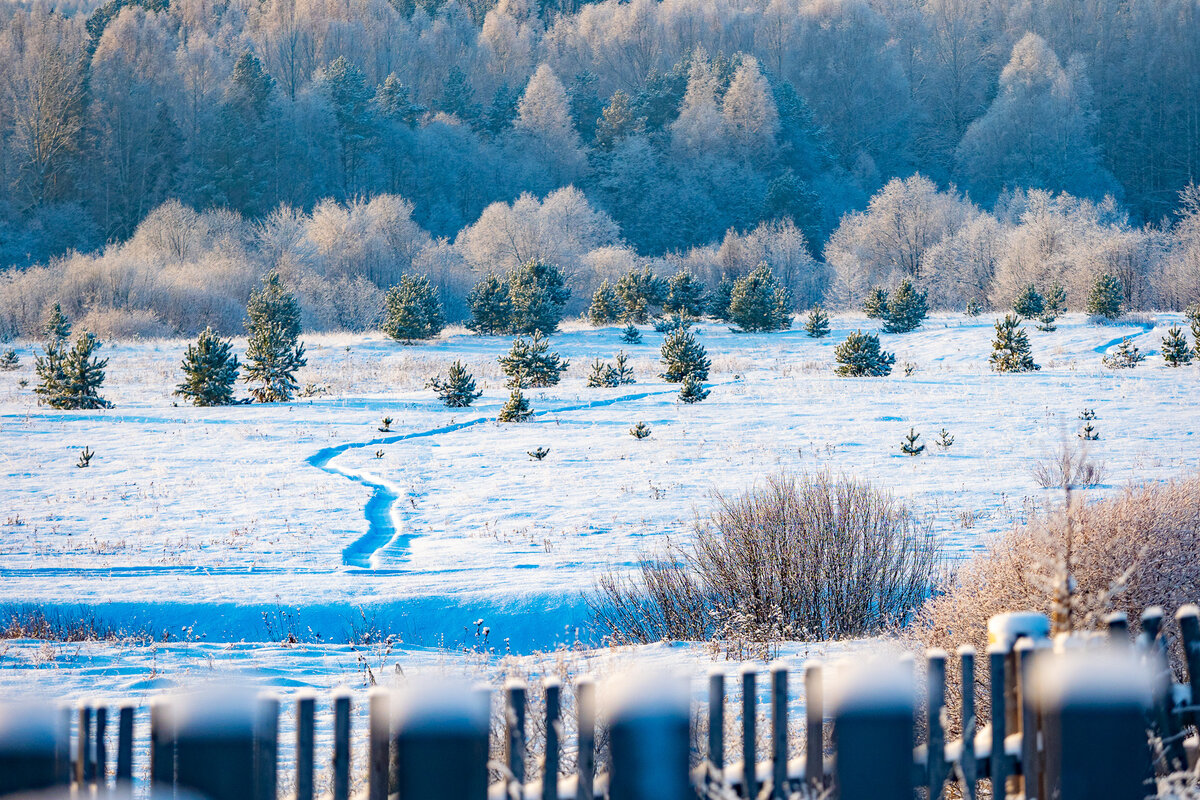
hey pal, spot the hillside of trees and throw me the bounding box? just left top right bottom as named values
left=0, top=0, right=1198, bottom=335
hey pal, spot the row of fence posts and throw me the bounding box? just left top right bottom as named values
left=3, top=605, right=1197, bottom=800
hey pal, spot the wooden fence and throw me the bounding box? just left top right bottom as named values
left=2, top=604, right=1199, bottom=800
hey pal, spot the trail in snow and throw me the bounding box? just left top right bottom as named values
left=1092, top=320, right=1157, bottom=355
left=307, top=387, right=683, bottom=568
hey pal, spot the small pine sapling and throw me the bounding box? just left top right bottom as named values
left=1079, top=408, right=1096, bottom=421
left=497, top=388, right=532, bottom=422
left=0, top=349, right=18, bottom=371
left=1012, top=284, right=1044, bottom=318
left=900, top=428, right=925, bottom=456
left=466, top=272, right=514, bottom=335
left=652, top=312, right=694, bottom=333
left=728, top=264, right=791, bottom=332
left=901, top=361, right=917, bottom=376
left=379, top=417, right=393, bottom=432
left=882, top=279, right=928, bottom=333
left=659, top=328, right=710, bottom=383
left=1079, top=421, right=1099, bottom=441
left=374, top=450, right=385, bottom=459
left=1187, top=303, right=1200, bottom=343
left=76, top=446, right=94, bottom=468
left=527, top=446, right=550, bottom=461
left=630, top=421, right=651, bottom=439
left=1085, top=273, right=1123, bottom=320
left=384, top=273, right=445, bottom=342
left=677, top=373, right=710, bottom=404
left=1101, top=337, right=1145, bottom=369
left=863, top=287, right=888, bottom=319
left=620, top=323, right=642, bottom=344
left=43, top=303, right=71, bottom=342
left=175, top=327, right=240, bottom=406
left=36, top=332, right=113, bottom=409
left=1038, top=284, right=1066, bottom=331
left=988, top=314, right=1039, bottom=373
left=1161, top=327, right=1193, bottom=366
left=965, top=299, right=984, bottom=317
left=586, top=358, right=619, bottom=388
left=427, top=360, right=483, bottom=407
left=935, top=428, right=954, bottom=449
left=804, top=306, right=830, bottom=338
left=244, top=271, right=306, bottom=403
left=588, top=280, right=620, bottom=326
left=833, top=331, right=895, bottom=376
left=613, top=352, right=635, bottom=385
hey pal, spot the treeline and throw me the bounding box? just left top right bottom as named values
left=0, top=0, right=1198, bottom=270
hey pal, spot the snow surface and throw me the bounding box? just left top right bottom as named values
left=1, top=313, right=1197, bottom=673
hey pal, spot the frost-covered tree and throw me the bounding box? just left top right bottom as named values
left=499, top=331, right=569, bottom=388
left=175, top=327, right=240, bottom=406
left=513, top=64, right=585, bottom=184
left=35, top=332, right=112, bottom=409
left=660, top=328, right=710, bottom=383
left=427, top=360, right=483, bottom=407
left=508, top=258, right=570, bottom=335
left=863, top=287, right=889, bottom=319
left=43, top=303, right=71, bottom=342
left=613, top=351, right=635, bottom=384
left=721, top=56, right=778, bottom=161
left=0, top=350, right=17, bottom=371
left=620, top=323, right=642, bottom=344
left=1187, top=304, right=1200, bottom=343
left=663, top=271, right=707, bottom=317
left=1085, top=273, right=1123, bottom=319
left=677, top=373, right=710, bottom=404
left=384, top=274, right=445, bottom=342
left=706, top=275, right=735, bottom=321
left=1102, top=338, right=1145, bottom=369
left=1038, top=284, right=1066, bottom=331
left=1161, top=327, right=1193, bottom=367
left=804, top=306, right=830, bottom=338
left=497, top=388, right=532, bottom=422
left=834, top=331, right=895, bottom=377
left=900, top=428, right=925, bottom=456
left=615, top=267, right=666, bottom=323
left=989, top=314, right=1039, bottom=373
left=586, top=358, right=619, bottom=388
left=467, top=273, right=513, bottom=335
left=1012, top=285, right=1044, bottom=318
left=729, top=264, right=791, bottom=332
left=882, top=279, right=928, bottom=333
left=588, top=279, right=620, bottom=325
left=244, top=271, right=306, bottom=403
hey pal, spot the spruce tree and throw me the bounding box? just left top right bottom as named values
left=678, top=373, right=710, bottom=404
left=1085, top=273, right=1123, bottom=319
left=588, top=280, right=620, bottom=326
left=613, top=351, right=635, bottom=385
left=989, top=314, right=1039, bottom=373
left=833, top=331, right=895, bottom=377
left=863, top=287, right=889, bottom=319
left=175, top=327, right=240, bottom=406
left=244, top=270, right=307, bottom=403
left=1101, top=337, right=1145, bottom=369
left=620, top=323, right=642, bottom=344
left=44, top=303, right=71, bottom=342
left=498, top=331, right=569, bottom=388
left=1012, top=284, right=1044, bottom=318
left=0, top=349, right=18, bottom=371
left=1038, top=284, right=1066, bottom=331
left=497, top=388, right=532, bottom=422
left=36, top=332, right=112, bottom=410
left=384, top=274, right=444, bottom=342
left=900, top=428, right=925, bottom=456
left=586, top=358, right=619, bottom=388
left=882, top=278, right=927, bottom=333
left=660, top=328, right=710, bottom=383
left=706, top=275, right=735, bottom=321
left=467, top=273, right=514, bottom=334
left=804, top=306, right=830, bottom=338
left=427, top=360, right=483, bottom=407
left=729, top=264, right=792, bottom=332
left=935, top=428, right=954, bottom=449
left=1161, top=326, right=1194, bottom=366
left=508, top=259, right=570, bottom=334
left=615, top=267, right=666, bottom=323
left=664, top=271, right=707, bottom=317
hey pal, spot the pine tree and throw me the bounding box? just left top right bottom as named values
left=965, top=299, right=984, bottom=317
left=586, top=358, right=619, bottom=388
left=427, top=360, right=483, bottom=407
left=384, top=274, right=444, bottom=342
left=508, top=259, right=571, bottom=335
left=1012, top=284, right=1044, bottom=318
left=630, top=421, right=651, bottom=439
left=467, top=273, right=514, bottom=335
left=678, top=373, right=710, bottom=403
left=664, top=271, right=707, bottom=317
left=588, top=280, right=620, bottom=326
left=175, top=327, right=240, bottom=406
left=36, top=332, right=112, bottom=410
left=620, top=323, right=642, bottom=344
left=1079, top=408, right=1096, bottom=421
left=497, top=388, right=532, bottom=422
left=1101, top=337, right=1145, bottom=369
left=660, top=328, right=710, bottom=383
left=0, top=349, right=18, bottom=371
left=1079, top=421, right=1099, bottom=441
left=900, top=428, right=925, bottom=456
left=1186, top=303, right=1200, bottom=343
left=613, top=351, right=635, bottom=385
left=1038, top=284, right=1066, bottom=331
left=989, top=314, right=1039, bottom=373
left=729, top=264, right=792, bottom=332
left=43, top=303, right=71, bottom=342
left=882, top=279, right=928, bottom=333
left=499, top=331, right=569, bottom=388
left=615, top=267, right=666, bottom=323
left=706, top=275, right=735, bottom=321
left=1162, top=326, right=1194, bottom=366
left=935, top=428, right=954, bottom=449
left=652, top=312, right=694, bottom=333
left=1085, top=273, right=1123, bottom=319
left=833, top=331, right=895, bottom=377
left=244, top=270, right=306, bottom=403
left=804, top=306, right=830, bottom=338
left=863, top=287, right=889, bottom=319
left=527, top=446, right=550, bottom=460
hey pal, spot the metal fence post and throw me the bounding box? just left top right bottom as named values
left=926, top=649, right=948, bottom=800
left=255, top=693, right=279, bottom=800
left=368, top=688, right=389, bottom=800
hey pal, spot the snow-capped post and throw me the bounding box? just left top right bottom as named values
left=957, top=646, right=978, bottom=800
left=150, top=697, right=175, bottom=787
left=925, top=650, right=948, bottom=799
left=707, top=668, right=724, bottom=782
left=117, top=705, right=134, bottom=785
left=608, top=673, right=690, bottom=800
left=831, top=659, right=914, bottom=800
left=1035, top=650, right=1152, bottom=800
left=575, top=677, right=595, bottom=800
left=367, top=688, right=389, bottom=800
left=542, top=678, right=561, bottom=800
left=1104, top=611, right=1129, bottom=642
left=1175, top=605, right=1200, bottom=720
left=770, top=663, right=788, bottom=800
left=740, top=664, right=757, bottom=800
left=1141, top=607, right=1186, bottom=772
left=76, top=702, right=93, bottom=784
left=804, top=661, right=824, bottom=791
left=987, top=610, right=1050, bottom=797
left=174, top=689, right=258, bottom=800
left=295, top=690, right=316, bottom=800
left=505, top=680, right=527, bottom=791
left=332, top=689, right=351, bottom=800
left=986, top=645, right=1010, bottom=794
left=255, top=693, right=280, bottom=800
left=393, top=681, right=489, bottom=800
left=0, top=702, right=59, bottom=794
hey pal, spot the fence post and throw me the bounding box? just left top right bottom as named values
left=740, top=665, right=757, bottom=800
left=608, top=675, right=691, bottom=800
left=76, top=702, right=93, bottom=785
left=368, top=688, right=389, bottom=800
left=332, top=689, right=351, bottom=800
left=150, top=697, right=175, bottom=788
left=1105, top=611, right=1129, bottom=642
left=804, top=661, right=823, bottom=791
left=394, top=682, right=489, bottom=800
left=54, top=706, right=70, bottom=786
left=95, top=705, right=108, bottom=788
left=957, top=646, right=977, bottom=800
left=926, top=650, right=948, bottom=800
left=0, top=703, right=59, bottom=795
left=707, top=668, right=724, bottom=783
left=1036, top=650, right=1152, bottom=800
left=116, top=704, right=134, bottom=785
left=1175, top=605, right=1200, bottom=728
left=505, top=680, right=528, bottom=793
left=575, top=676, right=595, bottom=800
left=255, top=693, right=279, bottom=800
left=1141, top=606, right=1186, bottom=773
left=295, top=691, right=316, bottom=800
left=770, top=663, right=788, bottom=799
left=543, top=678, right=561, bottom=800
left=1015, top=640, right=1043, bottom=799
left=175, top=689, right=258, bottom=800
left=831, top=660, right=914, bottom=800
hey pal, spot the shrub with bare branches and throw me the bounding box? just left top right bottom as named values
left=1032, top=440, right=1106, bottom=489
left=591, top=472, right=942, bottom=644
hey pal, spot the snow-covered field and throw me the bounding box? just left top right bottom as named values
left=1, top=312, right=1197, bottom=699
